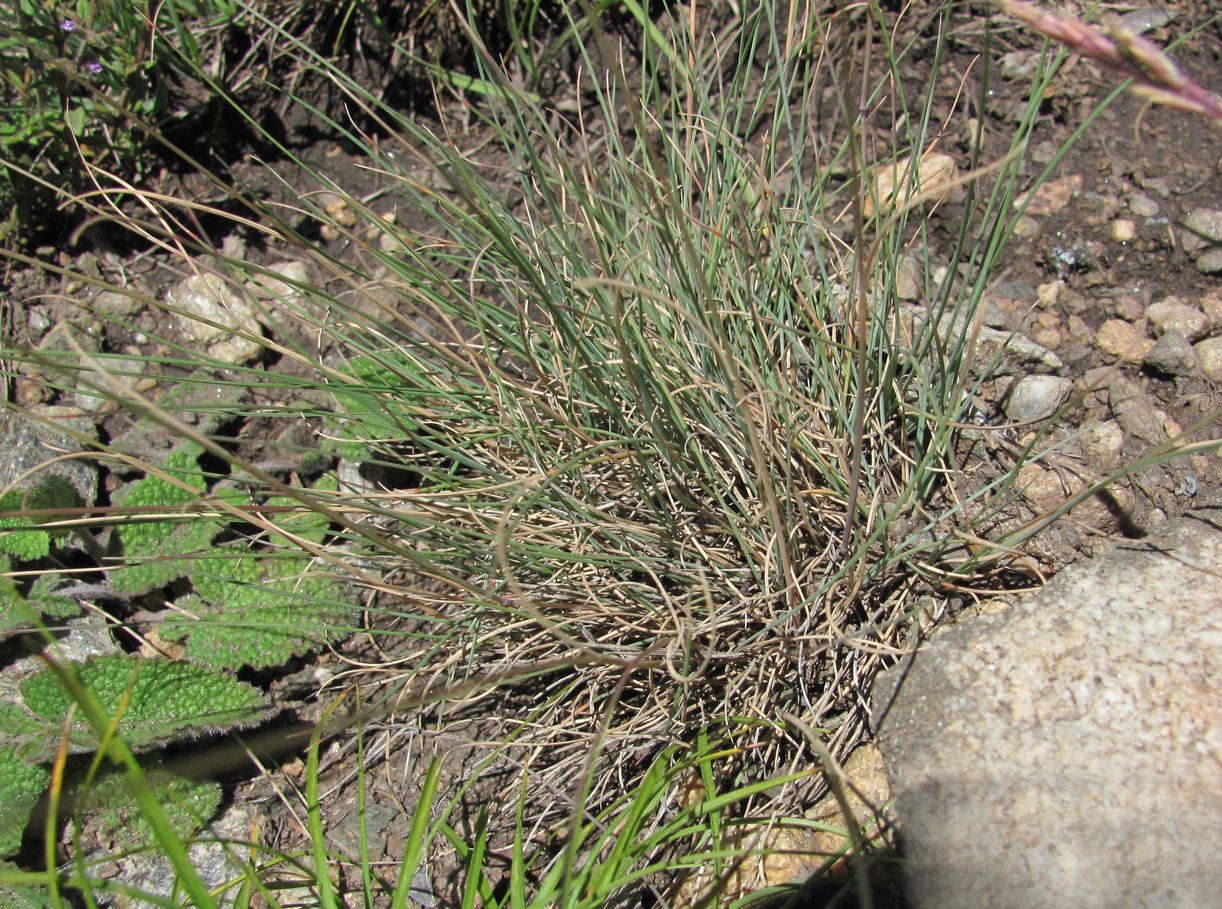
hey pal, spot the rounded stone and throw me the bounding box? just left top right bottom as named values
left=165, top=273, right=264, bottom=365
left=1195, top=247, right=1222, bottom=274
left=1184, top=207, right=1222, bottom=242
left=1003, top=375, right=1074, bottom=424
left=1145, top=297, right=1209, bottom=341
left=1195, top=336, right=1222, bottom=382
left=1111, top=219, right=1136, bottom=243
left=1079, top=420, right=1124, bottom=471
left=1128, top=193, right=1159, bottom=217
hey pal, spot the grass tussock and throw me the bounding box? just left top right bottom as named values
left=206, top=0, right=1047, bottom=845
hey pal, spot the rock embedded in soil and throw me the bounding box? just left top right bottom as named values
left=1184, top=207, right=1222, bottom=243
left=1078, top=419, right=1124, bottom=471
left=1127, top=193, right=1159, bottom=217
left=246, top=259, right=317, bottom=309
left=874, top=497, right=1222, bottom=909
left=1201, top=289, right=1222, bottom=328
left=1195, top=337, right=1222, bottom=382
left=1145, top=297, right=1209, bottom=341
left=1095, top=318, right=1154, bottom=363
left=90, top=289, right=143, bottom=317
left=1108, top=376, right=1171, bottom=445
left=1002, top=374, right=1072, bottom=423
left=1143, top=329, right=1198, bottom=376
left=1138, top=329, right=1197, bottom=376
left=165, top=273, right=264, bottom=365
left=864, top=152, right=958, bottom=217
left=1018, top=173, right=1082, bottom=215
left=894, top=253, right=923, bottom=302
left=1110, top=218, right=1136, bottom=243
left=1194, top=247, right=1222, bottom=274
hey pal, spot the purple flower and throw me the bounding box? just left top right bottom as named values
left=85, top=61, right=102, bottom=74
left=60, top=18, right=76, bottom=31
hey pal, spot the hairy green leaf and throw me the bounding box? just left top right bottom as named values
left=22, top=473, right=80, bottom=516
left=1, top=559, right=82, bottom=635
left=0, top=746, right=49, bottom=856
left=162, top=551, right=352, bottom=670
left=73, top=766, right=223, bottom=851
left=20, top=654, right=270, bottom=750
left=0, top=489, right=49, bottom=561
left=0, top=701, right=59, bottom=763
left=109, top=444, right=227, bottom=594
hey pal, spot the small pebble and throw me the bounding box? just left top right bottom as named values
left=1111, top=219, right=1136, bottom=243
left=1108, top=377, right=1170, bottom=444
left=1079, top=419, right=1124, bottom=471
left=1019, top=174, right=1082, bottom=215
left=1096, top=319, right=1154, bottom=362
left=1143, top=330, right=1197, bottom=376
left=1011, top=215, right=1041, bottom=239
left=1128, top=193, right=1159, bottom=217
left=1195, top=247, right=1222, bottom=274
left=1145, top=297, right=1208, bottom=340
left=1200, top=289, right=1222, bottom=328
left=325, top=197, right=359, bottom=228
left=1195, top=337, right=1222, bottom=381
left=1184, top=207, right=1222, bottom=243
left=1003, top=375, right=1073, bottom=423
left=1036, top=280, right=1062, bottom=308
left=1111, top=295, right=1145, bottom=322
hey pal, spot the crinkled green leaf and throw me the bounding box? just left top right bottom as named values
left=73, top=766, right=222, bottom=851
left=20, top=654, right=270, bottom=750
left=0, top=469, right=86, bottom=561
left=264, top=494, right=333, bottom=547
left=0, top=555, right=30, bottom=634
left=0, top=701, right=58, bottom=763
left=1, top=561, right=81, bottom=635
left=0, top=746, right=49, bottom=856
left=22, top=473, right=81, bottom=517
left=161, top=552, right=353, bottom=670
left=109, top=445, right=232, bottom=594
left=0, top=488, right=49, bottom=560
left=24, top=573, right=81, bottom=619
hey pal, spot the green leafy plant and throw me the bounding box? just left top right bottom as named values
left=1, top=472, right=86, bottom=631
left=0, top=436, right=358, bottom=868
left=18, top=653, right=271, bottom=749
left=0, top=561, right=81, bottom=633
left=162, top=537, right=351, bottom=670
left=0, top=652, right=267, bottom=869
left=0, top=473, right=81, bottom=561
left=69, top=764, right=223, bottom=851
left=0, top=747, right=50, bottom=856
left=107, top=442, right=229, bottom=595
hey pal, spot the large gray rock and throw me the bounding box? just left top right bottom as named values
left=874, top=498, right=1222, bottom=909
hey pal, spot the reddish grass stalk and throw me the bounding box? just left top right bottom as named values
left=1000, top=0, right=1222, bottom=125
